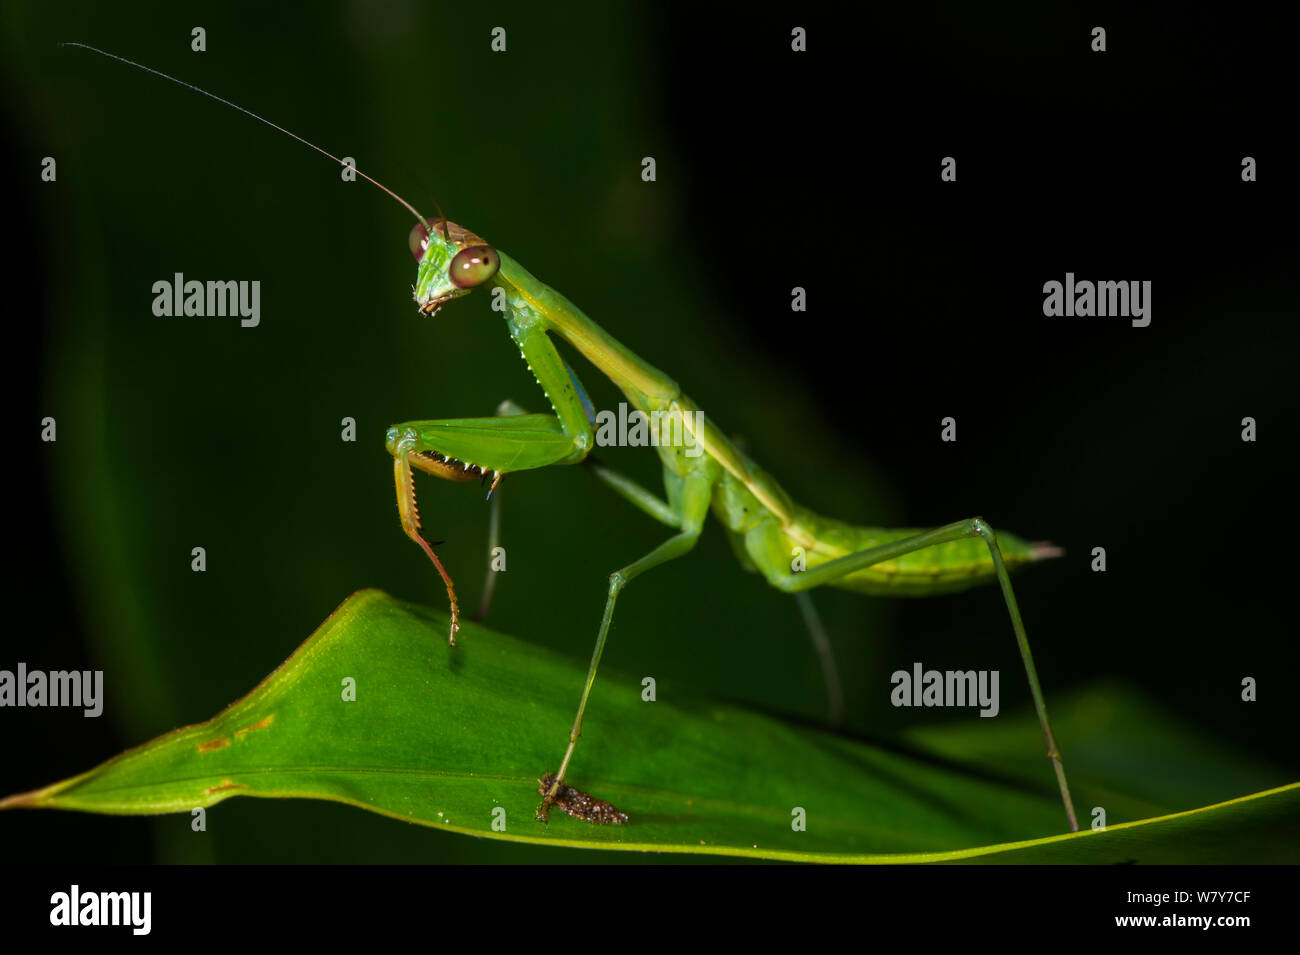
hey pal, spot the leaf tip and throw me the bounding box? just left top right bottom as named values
left=0, top=783, right=58, bottom=811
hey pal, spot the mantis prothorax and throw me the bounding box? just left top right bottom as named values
left=67, top=44, right=1079, bottom=833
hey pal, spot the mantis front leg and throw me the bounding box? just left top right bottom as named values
left=387, top=410, right=585, bottom=644
left=387, top=322, right=595, bottom=643
left=392, top=445, right=469, bottom=644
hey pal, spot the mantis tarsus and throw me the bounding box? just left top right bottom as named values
left=67, top=43, right=1080, bottom=834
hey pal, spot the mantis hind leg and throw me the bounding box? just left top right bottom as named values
left=756, top=517, right=1079, bottom=832
left=794, top=591, right=846, bottom=728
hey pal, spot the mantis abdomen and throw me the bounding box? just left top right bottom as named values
left=720, top=482, right=1049, bottom=597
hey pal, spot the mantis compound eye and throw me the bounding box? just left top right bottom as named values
left=409, top=221, right=430, bottom=261
left=449, top=245, right=500, bottom=288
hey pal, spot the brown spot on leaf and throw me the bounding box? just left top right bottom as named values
left=204, top=779, right=248, bottom=796
left=235, top=714, right=275, bottom=738
left=197, top=737, right=230, bottom=753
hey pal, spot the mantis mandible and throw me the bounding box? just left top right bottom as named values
left=66, top=44, right=1080, bottom=833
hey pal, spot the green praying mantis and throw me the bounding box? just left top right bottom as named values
left=66, top=44, right=1080, bottom=833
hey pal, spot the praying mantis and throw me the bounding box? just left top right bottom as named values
left=65, top=44, right=1080, bottom=834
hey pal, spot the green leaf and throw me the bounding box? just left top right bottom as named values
left=4, top=590, right=1295, bottom=863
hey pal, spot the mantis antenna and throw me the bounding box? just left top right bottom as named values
left=59, top=42, right=438, bottom=235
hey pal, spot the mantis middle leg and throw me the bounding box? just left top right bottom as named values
left=537, top=466, right=715, bottom=821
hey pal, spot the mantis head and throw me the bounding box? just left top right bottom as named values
left=410, top=219, right=501, bottom=318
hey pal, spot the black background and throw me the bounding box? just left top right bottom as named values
left=668, top=3, right=1298, bottom=762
